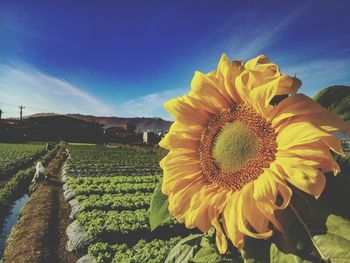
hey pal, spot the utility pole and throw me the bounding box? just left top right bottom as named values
left=0, top=109, right=3, bottom=127
left=19, top=105, right=25, bottom=127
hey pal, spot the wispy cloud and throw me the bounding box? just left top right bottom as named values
left=115, top=88, right=187, bottom=120
left=118, top=56, right=350, bottom=121
left=229, top=5, right=309, bottom=60
left=194, top=4, right=311, bottom=71
left=282, top=57, right=350, bottom=95
left=0, top=63, right=111, bottom=117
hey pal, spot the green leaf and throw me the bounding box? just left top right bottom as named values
left=320, top=167, right=350, bottom=219
left=192, top=247, right=223, bottom=263
left=200, top=228, right=215, bottom=248
left=241, top=188, right=350, bottom=262
left=269, top=243, right=315, bottom=263
left=200, top=236, right=213, bottom=248
left=165, top=234, right=204, bottom=263
left=197, top=229, right=243, bottom=263
left=149, top=180, right=170, bottom=231
left=241, top=237, right=270, bottom=263
left=273, top=189, right=350, bottom=262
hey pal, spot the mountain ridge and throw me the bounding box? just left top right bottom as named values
left=68, top=114, right=172, bottom=132
left=23, top=113, right=173, bottom=132
left=313, top=85, right=350, bottom=122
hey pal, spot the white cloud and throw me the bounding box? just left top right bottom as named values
left=0, top=63, right=111, bottom=117
left=115, top=88, right=187, bottom=120
left=224, top=4, right=310, bottom=60
left=282, top=57, right=350, bottom=95
left=0, top=62, right=187, bottom=120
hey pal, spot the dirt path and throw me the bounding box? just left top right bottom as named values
left=3, top=149, right=81, bottom=263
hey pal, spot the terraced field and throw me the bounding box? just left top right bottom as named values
left=63, top=145, right=190, bottom=263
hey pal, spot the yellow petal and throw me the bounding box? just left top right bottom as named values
left=249, top=78, right=278, bottom=118
left=276, top=145, right=340, bottom=174
left=160, top=150, right=202, bottom=195
left=235, top=54, right=300, bottom=116
left=168, top=177, right=207, bottom=222
left=211, top=216, right=228, bottom=254
left=244, top=55, right=283, bottom=87
left=215, top=54, right=243, bottom=103
left=237, top=184, right=273, bottom=239
left=169, top=121, right=203, bottom=135
left=252, top=170, right=291, bottom=232
left=164, top=95, right=211, bottom=127
left=251, top=75, right=301, bottom=118
left=277, top=111, right=350, bottom=137
left=159, top=129, right=200, bottom=151
left=270, top=94, right=332, bottom=126
left=189, top=71, right=231, bottom=110
left=184, top=94, right=218, bottom=115
left=222, top=192, right=244, bottom=248
left=234, top=70, right=255, bottom=105
left=253, top=169, right=292, bottom=209
left=160, top=149, right=199, bottom=170
left=184, top=184, right=227, bottom=232
left=271, top=160, right=326, bottom=197
left=276, top=121, right=342, bottom=154
left=244, top=55, right=270, bottom=70
left=273, top=75, right=301, bottom=96
left=302, top=112, right=350, bottom=135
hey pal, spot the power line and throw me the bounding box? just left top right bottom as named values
left=0, top=102, right=18, bottom=108
left=0, top=101, right=52, bottom=112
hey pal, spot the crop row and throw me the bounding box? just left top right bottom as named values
left=68, top=146, right=160, bottom=164
left=69, top=158, right=160, bottom=166
left=76, top=193, right=151, bottom=211
left=77, top=209, right=178, bottom=237
left=88, top=238, right=181, bottom=263
left=66, top=167, right=162, bottom=177
left=67, top=163, right=159, bottom=168
left=0, top=143, right=46, bottom=179
left=0, top=145, right=59, bottom=209
left=75, top=191, right=148, bottom=202
left=67, top=175, right=160, bottom=185
left=68, top=181, right=157, bottom=195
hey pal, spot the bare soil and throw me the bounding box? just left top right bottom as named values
left=3, top=149, right=82, bottom=263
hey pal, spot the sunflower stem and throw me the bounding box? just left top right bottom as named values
left=289, top=202, right=328, bottom=262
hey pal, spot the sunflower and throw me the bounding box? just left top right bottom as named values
left=159, top=54, right=350, bottom=253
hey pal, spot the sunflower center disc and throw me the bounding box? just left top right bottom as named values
left=212, top=121, right=258, bottom=171
left=199, top=105, right=277, bottom=191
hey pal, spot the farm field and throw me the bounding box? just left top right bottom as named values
left=0, top=143, right=46, bottom=186
left=1, top=144, right=193, bottom=263
left=63, top=145, right=191, bottom=263
left=3, top=142, right=349, bottom=262
left=0, top=143, right=59, bottom=260
left=0, top=143, right=57, bottom=210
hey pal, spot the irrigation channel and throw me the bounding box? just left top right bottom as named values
left=0, top=193, right=29, bottom=259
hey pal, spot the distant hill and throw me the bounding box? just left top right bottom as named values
left=24, top=112, right=61, bottom=118
left=313, top=85, right=350, bottom=121
left=24, top=113, right=173, bottom=132
left=68, top=114, right=172, bottom=132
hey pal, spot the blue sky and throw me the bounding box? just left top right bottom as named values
left=0, top=0, right=350, bottom=120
